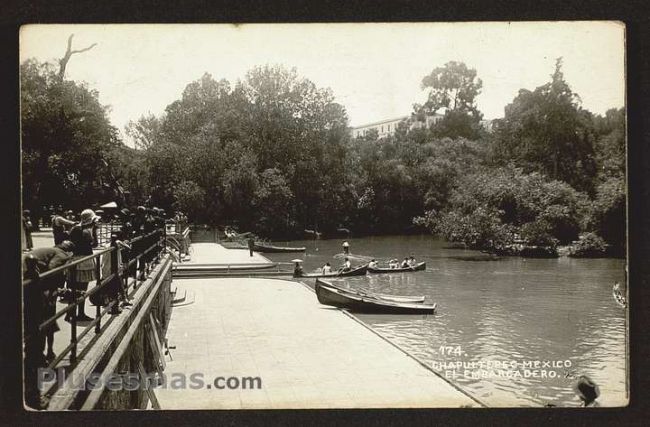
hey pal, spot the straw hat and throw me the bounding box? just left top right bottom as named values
left=80, top=209, right=100, bottom=226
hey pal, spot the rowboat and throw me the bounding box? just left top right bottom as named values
left=223, top=229, right=253, bottom=240
left=315, top=279, right=436, bottom=314
left=321, top=280, right=425, bottom=304
left=299, top=263, right=368, bottom=278
left=367, top=262, right=426, bottom=274
left=253, top=242, right=306, bottom=253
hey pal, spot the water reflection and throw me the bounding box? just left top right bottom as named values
left=264, top=235, right=627, bottom=407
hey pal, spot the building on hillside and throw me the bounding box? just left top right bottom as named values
left=352, top=113, right=444, bottom=139
left=352, top=116, right=408, bottom=139
left=479, top=119, right=495, bottom=132
left=352, top=113, right=494, bottom=139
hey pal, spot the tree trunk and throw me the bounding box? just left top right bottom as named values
left=58, top=34, right=97, bottom=80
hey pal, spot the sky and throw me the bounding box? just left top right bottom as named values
left=20, top=22, right=625, bottom=141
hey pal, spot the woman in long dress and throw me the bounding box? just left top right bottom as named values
left=67, top=209, right=100, bottom=321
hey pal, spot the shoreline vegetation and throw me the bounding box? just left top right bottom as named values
left=21, top=55, right=625, bottom=259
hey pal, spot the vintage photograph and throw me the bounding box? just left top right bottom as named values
left=19, top=22, right=627, bottom=410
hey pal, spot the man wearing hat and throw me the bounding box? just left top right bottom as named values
left=67, top=209, right=100, bottom=321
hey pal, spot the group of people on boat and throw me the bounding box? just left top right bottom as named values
left=368, top=256, right=417, bottom=269
left=293, top=258, right=351, bottom=277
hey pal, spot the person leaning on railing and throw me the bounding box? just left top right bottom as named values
left=23, top=241, right=76, bottom=366
left=67, top=209, right=100, bottom=322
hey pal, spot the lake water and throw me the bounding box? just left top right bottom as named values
left=260, top=234, right=627, bottom=408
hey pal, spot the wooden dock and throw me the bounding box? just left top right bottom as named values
left=155, top=243, right=483, bottom=409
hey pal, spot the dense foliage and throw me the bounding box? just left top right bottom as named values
left=491, top=59, right=598, bottom=193
left=416, top=166, right=590, bottom=249
left=21, top=58, right=626, bottom=254
left=416, top=61, right=484, bottom=140
left=21, top=60, right=123, bottom=218
left=569, top=232, right=608, bottom=258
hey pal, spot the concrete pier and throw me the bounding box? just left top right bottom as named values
left=156, top=244, right=481, bottom=409
left=184, top=242, right=273, bottom=265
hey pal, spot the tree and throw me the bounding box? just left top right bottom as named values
left=493, top=58, right=597, bottom=192
left=586, top=176, right=626, bottom=254
left=421, top=61, right=483, bottom=114
left=21, top=59, right=122, bottom=217
left=134, top=66, right=351, bottom=235
left=252, top=168, right=295, bottom=237
left=237, top=65, right=350, bottom=232
left=162, top=73, right=235, bottom=146
left=417, top=165, right=591, bottom=248
left=593, top=107, right=625, bottom=181
left=173, top=180, right=206, bottom=222
left=58, top=34, right=97, bottom=80
left=125, top=113, right=164, bottom=150
left=419, top=61, right=483, bottom=139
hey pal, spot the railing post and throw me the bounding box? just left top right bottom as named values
left=109, top=234, right=120, bottom=316
left=156, top=230, right=162, bottom=262
left=122, top=241, right=129, bottom=294
left=69, top=264, right=77, bottom=365
left=95, top=250, right=103, bottom=332
left=162, top=225, right=167, bottom=257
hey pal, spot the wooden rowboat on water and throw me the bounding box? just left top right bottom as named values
left=253, top=242, right=306, bottom=253
left=321, top=280, right=426, bottom=304
left=299, top=263, right=368, bottom=278
left=315, top=279, right=436, bottom=314
left=368, top=262, right=426, bottom=274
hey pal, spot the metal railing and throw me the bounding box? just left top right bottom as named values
left=23, top=229, right=165, bottom=370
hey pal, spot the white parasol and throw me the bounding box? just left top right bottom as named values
left=100, top=201, right=118, bottom=209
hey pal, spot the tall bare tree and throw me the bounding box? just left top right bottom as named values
left=58, top=34, right=97, bottom=80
